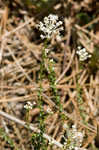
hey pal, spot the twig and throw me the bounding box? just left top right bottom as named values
left=0, top=39, right=6, bottom=64
left=55, top=50, right=75, bottom=84
left=2, top=18, right=34, bottom=40
left=75, top=24, right=99, bottom=41
left=82, top=16, right=99, bottom=29
left=7, top=46, right=33, bottom=83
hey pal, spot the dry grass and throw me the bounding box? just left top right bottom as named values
left=0, top=0, right=99, bottom=150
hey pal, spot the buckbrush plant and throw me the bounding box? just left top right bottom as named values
left=31, top=14, right=87, bottom=150
left=31, top=14, right=64, bottom=149
left=37, top=14, right=63, bottom=110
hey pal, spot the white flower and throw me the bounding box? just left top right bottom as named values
left=24, top=101, right=36, bottom=110
left=33, top=101, right=36, bottom=105
left=37, top=14, right=63, bottom=40
left=45, top=48, right=49, bottom=54
left=63, top=123, right=68, bottom=129
left=76, top=46, right=92, bottom=61
left=75, top=147, right=79, bottom=150
left=24, top=104, right=32, bottom=110
left=49, top=137, right=54, bottom=145
left=63, top=124, right=84, bottom=150
left=52, top=67, right=55, bottom=71
left=47, top=107, right=53, bottom=114
left=50, top=59, right=54, bottom=63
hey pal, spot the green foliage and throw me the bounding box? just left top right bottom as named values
left=88, top=46, right=99, bottom=73
left=21, top=0, right=33, bottom=6
left=0, top=128, right=19, bottom=149
left=38, top=87, right=46, bottom=132
left=31, top=37, right=64, bottom=148
left=31, top=40, right=49, bottom=150
left=48, top=61, right=61, bottom=106
left=60, top=113, right=68, bottom=121
left=31, top=132, right=47, bottom=150
left=76, top=12, right=91, bottom=27
left=76, top=85, right=88, bottom=125
left=31, top=93, right=47, bottom=150
left=89, top=143, right=99, bottom=150
left=76, top=85, right=83, bottom=105
left=21, top=0, right=55, bottom=12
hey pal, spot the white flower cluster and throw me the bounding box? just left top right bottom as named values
left=46, top=107, right=53, bottom=114
left=24, top=101, right=36, bottom=110
left=49, top=137, right=54, bottom=145
left=76, top=46, right=91, bottom=61
left=63, top=125, right=85, bottom=150
left=37, top=14, right=63, bottom=40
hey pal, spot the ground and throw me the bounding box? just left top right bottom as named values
left=0, top=0, right=99, bottom=150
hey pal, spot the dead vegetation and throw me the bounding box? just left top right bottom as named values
left=0, top=0, right=99, bottom=150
